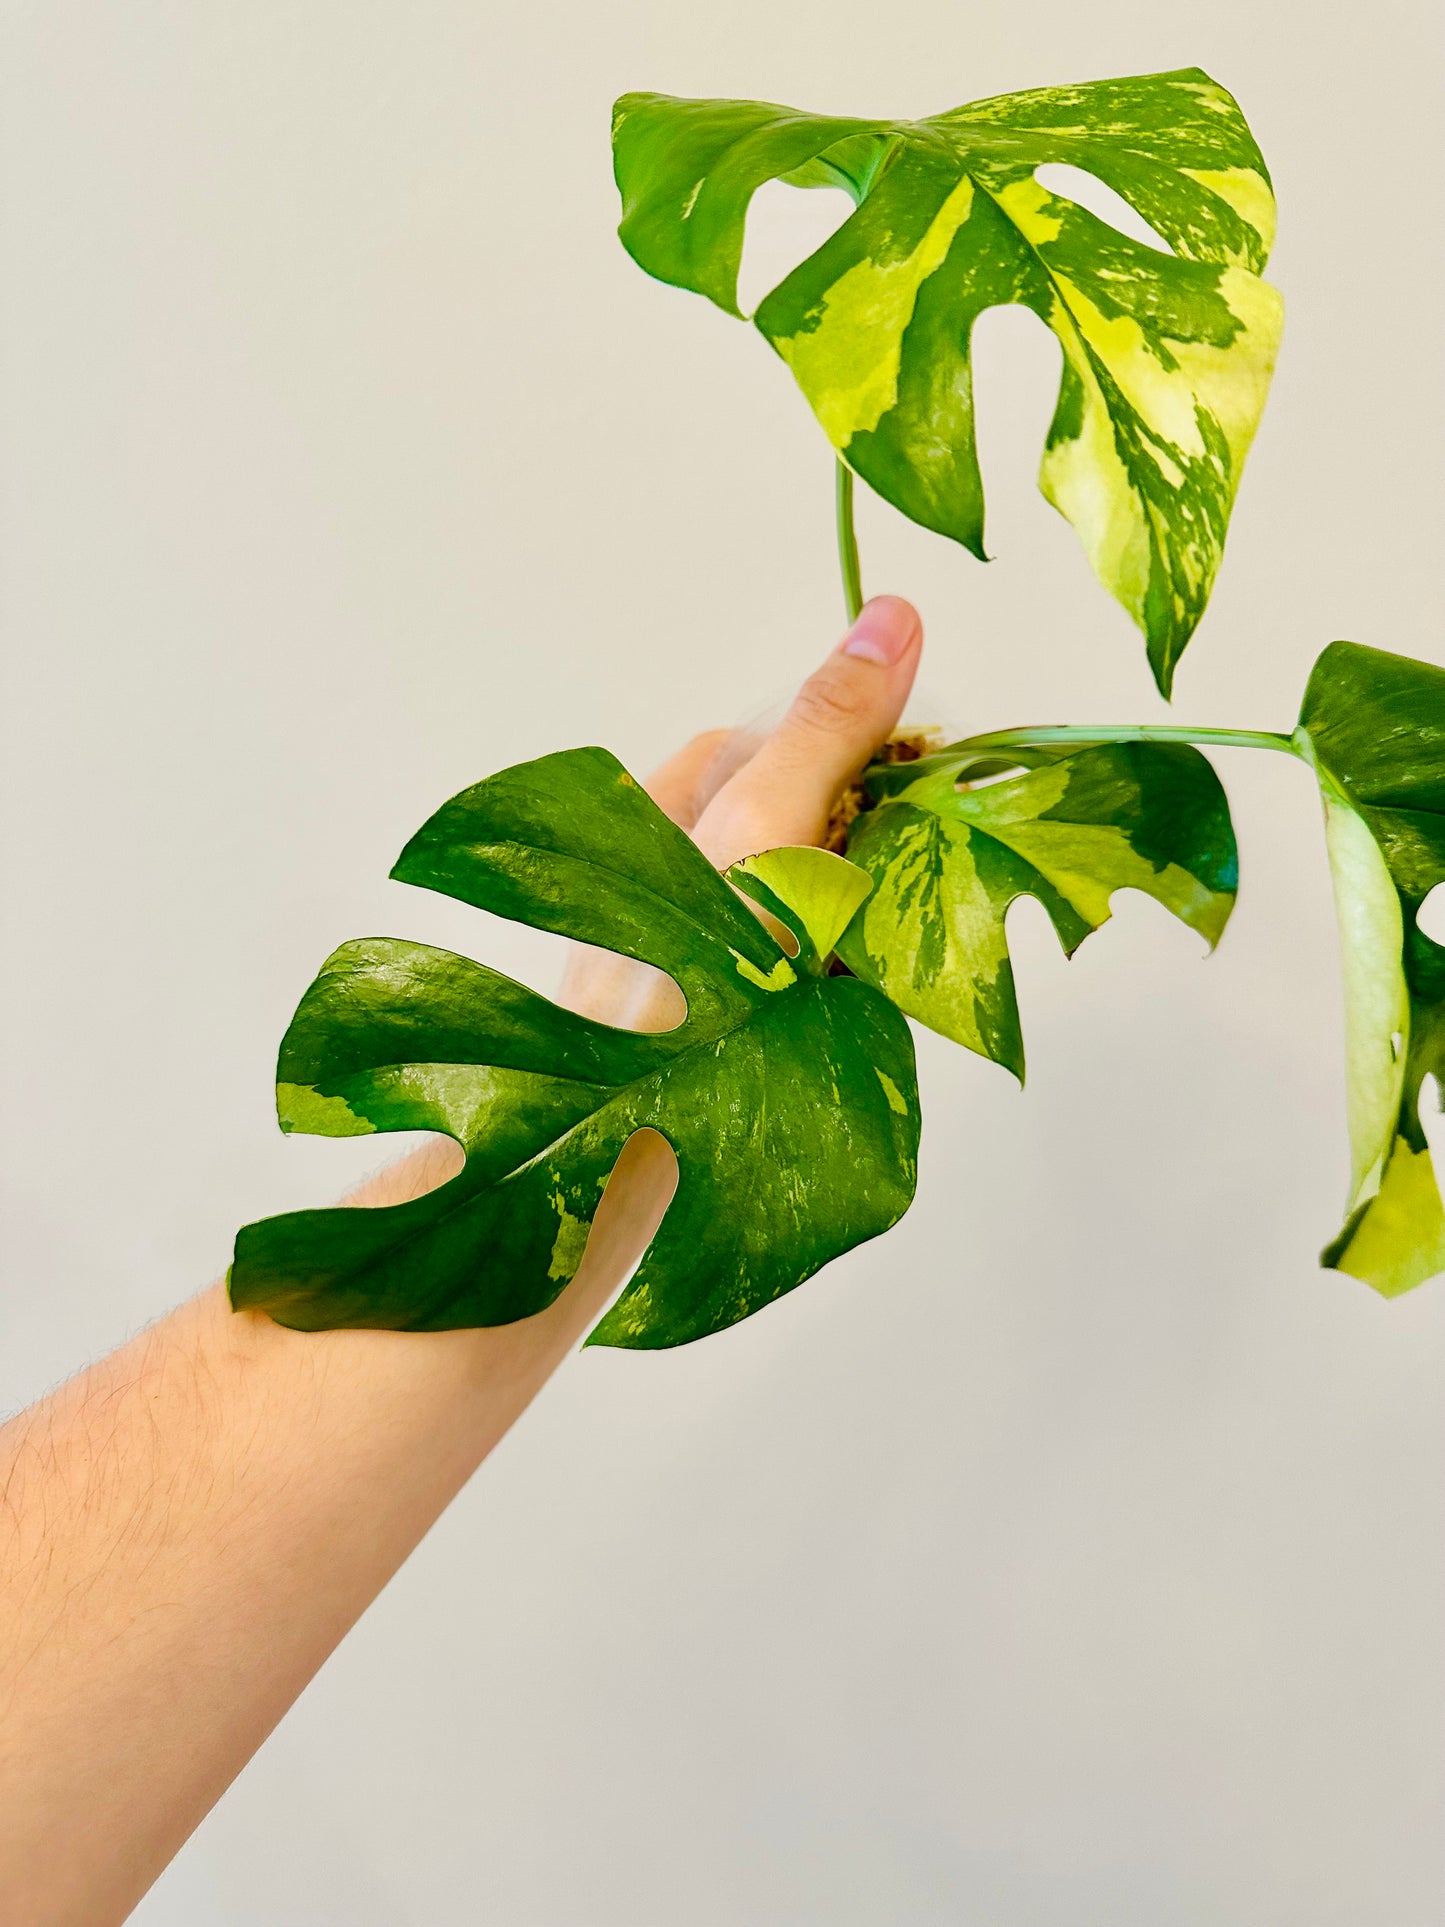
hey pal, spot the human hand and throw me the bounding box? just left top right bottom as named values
left=649, top=593, right=924, bottom=863
left=563, top=594, right=924, bottom=1028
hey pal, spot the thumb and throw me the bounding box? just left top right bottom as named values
left=693, top=595, right=923, bottom=868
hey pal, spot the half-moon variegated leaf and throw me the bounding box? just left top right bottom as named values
left=229, top=750, right=919, bottom=1349
left=613, top=69, right=1282, bottom=694
left=835, top=740, right=1237, bottom=1077
left=1297, top=642, right=1445, bottom=1298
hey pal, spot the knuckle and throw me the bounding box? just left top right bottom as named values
left=789, top=669, right=869, bottom=736
left=685, top=728, right=732, bottom=759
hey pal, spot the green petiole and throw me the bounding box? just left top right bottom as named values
left=836, top=458, right=864, bottom=625
left=944, top=723, right=1302, bottom=759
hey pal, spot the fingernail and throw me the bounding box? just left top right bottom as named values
left=840, top=596, right=920, bottom=665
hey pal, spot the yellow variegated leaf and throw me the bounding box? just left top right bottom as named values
left=837, top=739, right=1237, bottom=1077
left=1298, top=643, right=1445, bottom=1297
left=614, top=69, right=1282, bottom=694
left=730, top=846, right=874, bottom=968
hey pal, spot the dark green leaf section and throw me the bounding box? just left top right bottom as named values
left=613, top=69, right=1282, bottom=694
left=613, top=96, right=891, bottom=316
left=230, top=750, right=919, bottom=1347
left=1298, top=642, right=1445, bottom=1297
left=836, top=741, right=1236, bottom=1077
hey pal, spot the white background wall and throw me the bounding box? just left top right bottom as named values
left=3, top=3, right=1443, bottom=1920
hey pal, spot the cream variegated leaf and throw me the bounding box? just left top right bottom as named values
left=1298, top=642, right=1445, bottom=1297
left=613, top=68, right=1282, bottom=694
left=836, top=740, right=1237, bottom=1077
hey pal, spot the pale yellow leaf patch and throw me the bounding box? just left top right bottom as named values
left=1038, top=309, right=1154, bottom=626
left=990, top=174, right=1065, bottom=245
left=875, top=1069, right=911, bottom=1116
left=277, top=1083, right=376, bottom=1136
left=855, top=813, right=1008, bottom=1057
left=732, top=845, right=874, bottom=961
left=731, top=950, right=797, bottom=993
left=1322, top=797, right=1409, bottom=1204
left=1331, top=1143, right=1445, bottom=1299
left=1049, top=273, right=1281, bottom=468
left=1180, top=165, right=1278, bottom=260
left=547, top=1195, right=592, bottom=1283
left=772, top=175, right=976, bottom=445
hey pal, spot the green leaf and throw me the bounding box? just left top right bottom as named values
left=229, top=749, right=919, bottom=1348
left=1297, top=642, right=1445, bottom=1297
left=835, top=741, right=1237, bottom=1077
left=613, top=69, right=1282, bottom=695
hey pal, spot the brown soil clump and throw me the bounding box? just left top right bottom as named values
left=824, top=728, right=945, bottom=853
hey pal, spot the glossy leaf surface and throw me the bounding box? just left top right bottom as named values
left=613, top=69, right=1282, bottom=694
left=1299, top=642, right=1445, bottom=1297
left=230, top=750, right=919, bottom=1347
left=836, top=741, right=1237, bottom=1077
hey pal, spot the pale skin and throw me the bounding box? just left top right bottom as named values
left=0, top=596, right=923, bottom=1925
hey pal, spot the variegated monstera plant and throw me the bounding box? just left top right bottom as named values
left=231, top=67, right=1445, bottom=1344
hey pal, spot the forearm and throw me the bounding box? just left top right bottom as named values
left=0, top=1130, right=674, bottom=1926
left=0, top=597, right=921, bottom=1924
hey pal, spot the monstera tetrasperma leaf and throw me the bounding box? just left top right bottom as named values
left=1297, top=642, right=1445, bottom=1297
left=229, top=749, right=918, bottom=1347
left=614, top=68, right=1283, bottom=695
left=835, top=740, right=1237, bottom=1077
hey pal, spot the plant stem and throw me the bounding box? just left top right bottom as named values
left=948, top=722, right=1301, bottom=759
left=836, top=459, right=864, bottom=624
